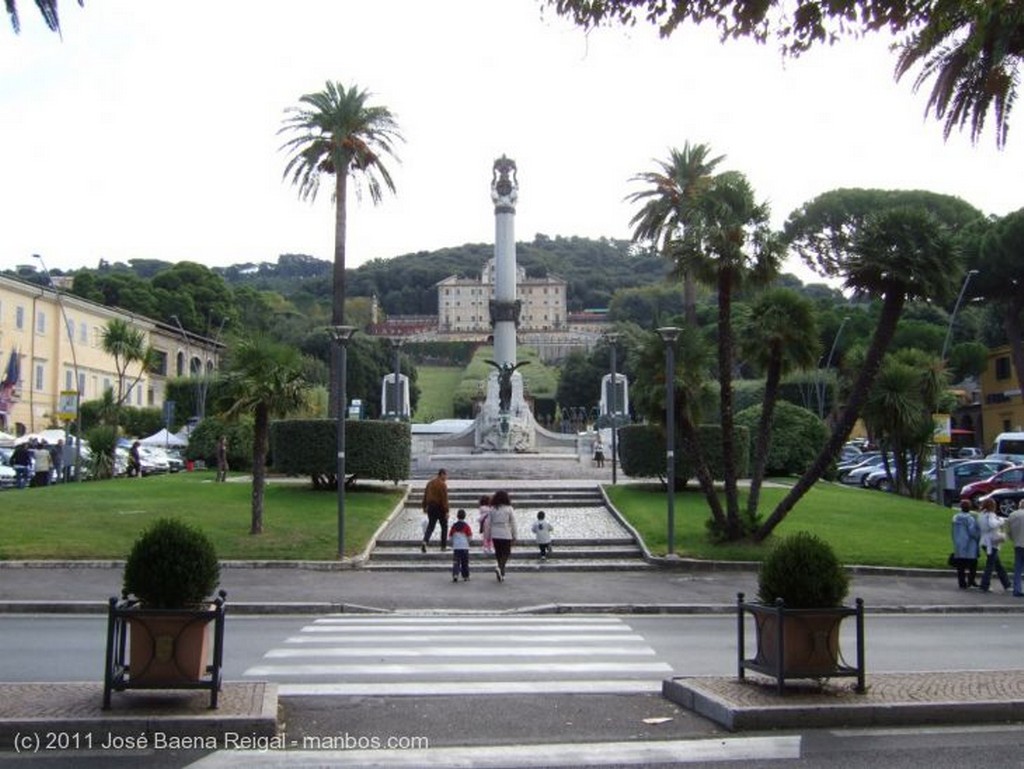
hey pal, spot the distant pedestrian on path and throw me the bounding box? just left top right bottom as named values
left=448, top=509, right=473, bottom=582
left=531, top=510, right=554, bottom=560
left=593, top=435, right=605, bottom=468
left=951, top=500, right=980, bottom=589
left=477, top=495, right=494, bottom=555
left=33, top=441, right=53, bottom=486
left=485, top=489, right=517, bottom=582
left=1006, top=500, right=1024, bottom=597
left=216, top=435, right=229, bottom=482
left=127, top=441, right=142, bottom=478
left=978, top=498, right=1010, bottom=592
left=421, top=468, right=450, bottom=553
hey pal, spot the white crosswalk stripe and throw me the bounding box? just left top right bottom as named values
left=244, top=615, right=672, bottom=696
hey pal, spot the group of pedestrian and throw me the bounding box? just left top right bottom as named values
left=951, top=498, right=1024, bottom=595
left=8, top=438, right=71, bottom=488
left=420, top=468, right=556, bottom=584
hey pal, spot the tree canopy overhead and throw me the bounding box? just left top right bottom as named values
left=544, top=1, right=1023, bottom=146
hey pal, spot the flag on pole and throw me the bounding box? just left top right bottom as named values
left=0, top=348, right=21, bottom=414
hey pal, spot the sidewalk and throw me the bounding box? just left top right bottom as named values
left=3, top=474, right=1024, bottom=748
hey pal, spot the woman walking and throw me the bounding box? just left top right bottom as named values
left=978, top=498, right=1011, bottom=593
left=951, top=501, right=980, bottom=589
left=485, top=489, right=517, bottom=582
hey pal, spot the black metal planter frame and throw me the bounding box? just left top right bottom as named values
left=102, top=590, right=227, bottom=710
left=737, top=592, right=865, bottom=695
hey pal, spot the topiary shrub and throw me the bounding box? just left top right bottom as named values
left=123, top=518, right=220, bottom=609
left=757, top=532, right=849, bottom=609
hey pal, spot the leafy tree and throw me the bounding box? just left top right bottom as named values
left=756, top=189, right=982, bottom=540
left=735, top=400, right=828, bottom=476
left=669, top=169, right=783, bottom=539
left=964, top=208, right=1024, bottom=402
left=545, top=0, right=1022, bottom=145
left=627, top=142, right=725, bottom=326
left=217, top=334, right=310, bottom=534
left=948, top=340, right=990, bottom=380
left=279, top=81, right=403, bottom=416
left=738, top=288, right=820, bottom=517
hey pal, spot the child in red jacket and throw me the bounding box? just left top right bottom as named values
left=448, top=509, right=473, bottom=582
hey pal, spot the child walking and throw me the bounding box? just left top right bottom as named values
left=449, top=509, right=473, bottom=582
left=531, top=510, right=554, bottom=560
left=477, top=495, right=494, bottom=555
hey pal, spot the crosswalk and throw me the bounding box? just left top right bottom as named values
left=243, top=615, right=673, bottom=697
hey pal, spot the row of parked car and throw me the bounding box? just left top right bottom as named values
left=0, top=442, right=185, bottom=488
left=836, top=444, right=1024, bottom=515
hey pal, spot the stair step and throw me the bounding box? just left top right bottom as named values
left=374, top=539, right=638, bottom=549
left=362, top=560, right=651, bottom=572
left=369, top=547, right=644, bottom=562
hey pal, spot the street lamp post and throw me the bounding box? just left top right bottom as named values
left=329, top=325, right=356, bottom=559
left=605, top=332, right=621, bottom=485
left=657, top=327, right=680, bottom=555
left=389, top=337, right=404, bottom=420
left=33, top=254, right=82, bottom=482
left=936, top=269, right=979, bottom=507
left=818, top=316, right=850, bottom=420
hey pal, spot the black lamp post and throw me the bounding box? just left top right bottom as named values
left=33, top=254, right=82, bottom=482
left=329, top=325, right=356, bottom=559
left=657, top=326, right=680, bottom=555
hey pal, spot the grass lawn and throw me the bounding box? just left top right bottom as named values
left=0, top=471, right=405, bottom=561
left=412, top=366, right=464, bottom=422
left=0, top=471, right=952, bottom=569
left=606, top=480, right=952, bottom=569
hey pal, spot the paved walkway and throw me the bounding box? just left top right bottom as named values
left=3, top=475, right=1024, bottom=751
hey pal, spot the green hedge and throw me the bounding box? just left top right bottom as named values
left=618, top=423, right=750, bottom=486
left=271, top=419, right=411, bottom=484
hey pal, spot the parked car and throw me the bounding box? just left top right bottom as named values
left=927, top=459, right=1015, bottom=504
left=955, top=447, right=984, bottom=459
left=0, top=448, right=16, bottom=489
left=864, top=460, right=933, bottom=492
left=137, top=446, right=170, bottom=475
left=836, top=453, right=882, bottom=483
left=960, top=465, right=1024, bottom=506
left=977, top=488, right=1024, bottom=517
left=842, top=456, right=889, bottom=486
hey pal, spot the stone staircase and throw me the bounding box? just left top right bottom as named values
left=365, top=484, right=650, bottom=572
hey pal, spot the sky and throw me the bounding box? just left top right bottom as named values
left=1, top=1, right=1021, bottom=284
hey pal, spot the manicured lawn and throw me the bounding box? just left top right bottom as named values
left=0, top=471, right=952, bottom=568
left=412, top=366, right=464, bottom=422
left=606, top=480, right=952, bottom=569
left=0, top=471, right=405, bottom=560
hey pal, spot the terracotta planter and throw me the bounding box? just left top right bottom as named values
left=752, top=607, right=845, bottom=677
left=127, top=610, right=213, bottom=684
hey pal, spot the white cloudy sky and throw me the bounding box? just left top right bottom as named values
left=1, top=1, right=1021, bottom=282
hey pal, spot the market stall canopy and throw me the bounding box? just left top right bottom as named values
left=139, top=428, right=188, bottom=448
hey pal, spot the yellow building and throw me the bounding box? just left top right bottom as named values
left=979, top=345, right=1024, bottom=449
left=0, top=274, right=222, bottom=434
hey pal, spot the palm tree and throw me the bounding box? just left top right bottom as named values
left=279, top=81, right=403, bottom=415
left=671, top=170, right=782, bottom=539
left=219, top=334, right=309, bottom=535
left=5, top=0, right=81, bottom=34
left=895, top=4, right=1024, bottom=147
left=101, top=318, right=156, bottom=419
left=627, top=143, right=725, bottom=326
left=739, top=288, right=820, bottom=519
left=755, top=203, right=963, bottom=541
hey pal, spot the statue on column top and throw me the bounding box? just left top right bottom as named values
left=491, top=155, right=518, bottom=209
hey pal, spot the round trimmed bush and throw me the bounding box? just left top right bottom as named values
left=123, top=518, right=220, bottom=609
left=757, top=531, right=849, bottom=609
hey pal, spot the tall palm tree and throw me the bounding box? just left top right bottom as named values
left=895, top=4, right=1024, bottom=148
left=739, top=288, right=820, bottom=519
left=219, top=334, right=309, bottom=535
left=627, top=143, right=725, bottom=326
left=279, top=81, right=403, bottom=415
left=671, top=170, right=782, bottom=539
left=756, top=203, right=962, bottom=541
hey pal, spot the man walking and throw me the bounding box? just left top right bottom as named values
left=421, top=468, right=450, bottom=553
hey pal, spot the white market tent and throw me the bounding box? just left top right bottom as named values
left=0, top=430, right=15, bottom=447
left=139, top=428, right=188, bottom=448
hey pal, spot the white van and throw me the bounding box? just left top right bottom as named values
left=989, top=432, right=1024, bottom=464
